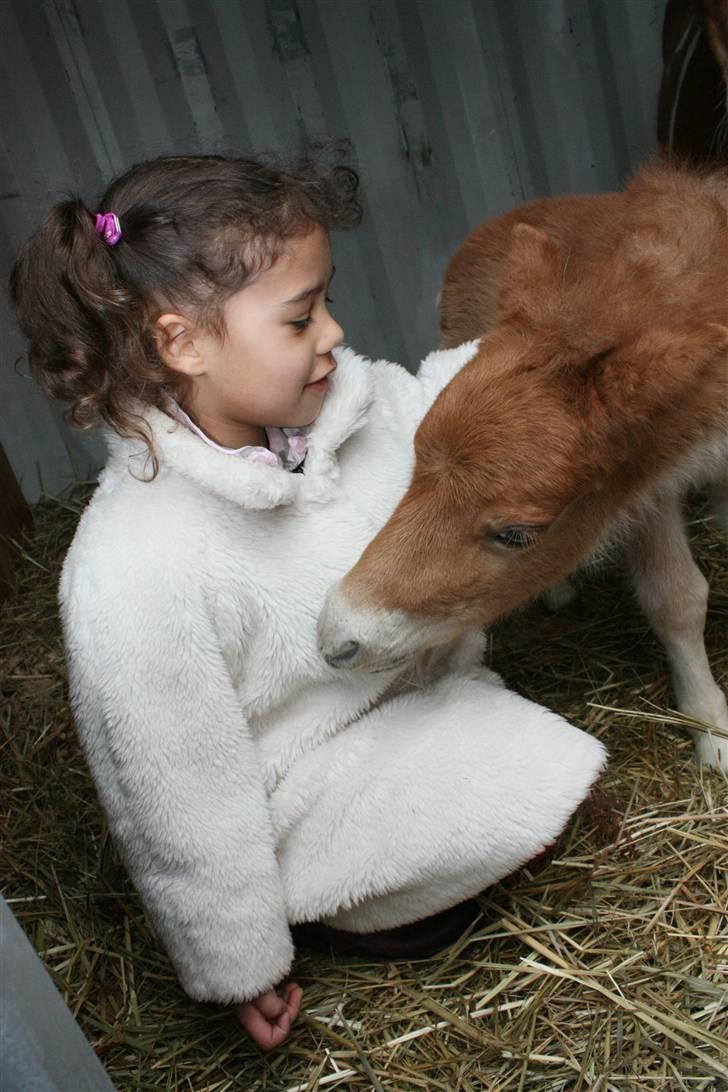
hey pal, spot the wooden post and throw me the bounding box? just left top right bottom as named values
left=0, top=442, right=32, bottom=603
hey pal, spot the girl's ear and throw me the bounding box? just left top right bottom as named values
left=155, top=312, right=207, bottom=376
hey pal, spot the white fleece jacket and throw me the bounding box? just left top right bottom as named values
left=59, top=343, right=606, bottom=1004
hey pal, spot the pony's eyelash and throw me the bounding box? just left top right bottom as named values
left=489, top=525, right=544, bottom=549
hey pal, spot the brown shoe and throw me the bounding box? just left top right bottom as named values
left=291, top=899, right=481, bottom=960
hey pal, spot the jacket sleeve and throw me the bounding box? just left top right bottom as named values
left=60, top=545, right=293, bottom=1005
left=413, top=339, right=481, bottom=408
left=360, top=340, right=481, bottom=445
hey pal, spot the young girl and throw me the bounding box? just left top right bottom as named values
left=11, top=153, right=606, bottom=1051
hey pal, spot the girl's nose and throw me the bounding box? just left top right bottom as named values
left=318, top=314, right=344, bottom=356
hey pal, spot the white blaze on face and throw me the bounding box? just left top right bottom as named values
left=317, top=580, right=450, bottom=672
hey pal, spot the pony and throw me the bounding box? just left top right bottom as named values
left=318, top=161, right=728, bottom=771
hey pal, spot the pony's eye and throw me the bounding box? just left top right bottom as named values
left=489, top=526, right=543, bottom=549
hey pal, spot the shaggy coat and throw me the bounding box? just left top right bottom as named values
left=318, top=163, right=728, bottom=771
left=60, top=345, right=606, bottom=1004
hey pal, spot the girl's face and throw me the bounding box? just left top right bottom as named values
left=173, top=225, right=343, bottom=448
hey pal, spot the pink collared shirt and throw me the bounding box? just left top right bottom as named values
left=164, top=398, right=309, bottom=471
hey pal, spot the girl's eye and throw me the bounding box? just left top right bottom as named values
left=325, top=295, right=334, bottom=304
left=489, top=525, right=543, bottom=550
left=290, top=315, right=312, bottom=330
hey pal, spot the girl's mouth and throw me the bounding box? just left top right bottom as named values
left=306, top=358, right=336, bottom=392
left=305, top=377, right=329, bottom=393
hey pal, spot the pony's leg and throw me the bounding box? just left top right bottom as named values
left=627, top=493, right=728, bottom=772
left=708, top=465, right=728, bottom=531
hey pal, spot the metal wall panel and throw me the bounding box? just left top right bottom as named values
left=0, top=0, right=665, bottom=502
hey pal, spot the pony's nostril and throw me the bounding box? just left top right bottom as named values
left=323, top=640, right=360, bottom=668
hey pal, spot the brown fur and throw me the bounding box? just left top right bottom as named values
left=343, top=163, right=728, bottom=630
left=331, top=163, right=728, bottom=767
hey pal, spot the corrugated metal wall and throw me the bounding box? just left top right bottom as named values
left=1, top=0, right=665, bottom=502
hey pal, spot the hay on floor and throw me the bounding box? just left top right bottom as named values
left=1, top=488, right=726, bottom=1091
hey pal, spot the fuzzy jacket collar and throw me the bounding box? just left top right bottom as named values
left=104, top=346, right=374, bottom=510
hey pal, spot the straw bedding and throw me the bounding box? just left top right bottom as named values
left=1, top=487, right=726, bottom=1091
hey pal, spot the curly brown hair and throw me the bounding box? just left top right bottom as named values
left=9, top=150, right=361, bottom=475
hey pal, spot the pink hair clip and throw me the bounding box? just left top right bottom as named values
left=95, top=211, right=122, bottom=246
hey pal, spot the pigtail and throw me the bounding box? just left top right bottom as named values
left=10, top=199, right=165, bottom=475
left=14, top=202, right=107, bottom=415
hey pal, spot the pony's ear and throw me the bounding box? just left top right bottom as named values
left=584, top=322, right=728, bottom=423
left=498, top=223, right=562, bottom=325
